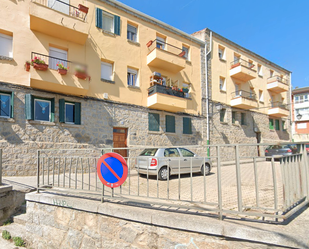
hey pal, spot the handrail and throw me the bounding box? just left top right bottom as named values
left=32, top=0, right=88, bottom=21
left=231, top=90, right=256, bottom=100
left=267, top=76, right=288, bottom=85
left=231, top=58, right=255, bottom=69
left=270, top=101, right=288, bottom=110
left=147, top=39, right=186, bottom=58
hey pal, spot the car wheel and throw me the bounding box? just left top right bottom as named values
left=158, top=166, right=169, bottom=181
left=201, top=163, right=210, bottom=175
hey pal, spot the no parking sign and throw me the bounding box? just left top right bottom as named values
left=97, top=152, right=128, bottom=188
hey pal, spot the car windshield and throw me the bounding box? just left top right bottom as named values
left=306, top=144, right=309, bottom=148
left=139, top=148, right=158, bottom=156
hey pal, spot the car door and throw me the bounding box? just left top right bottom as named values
left=164, top=148, right=181, bottom=175
left=178, top=148, right=202, bottom=173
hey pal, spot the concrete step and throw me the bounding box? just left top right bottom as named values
left=12, top=213, right=27, bottom=225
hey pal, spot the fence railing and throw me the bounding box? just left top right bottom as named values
left=231, top=58, right=255, bottom=69
left=270, top=101, right=288, bottom=110
left=147, top=39, right=187, bottom=58
left=31, top=52, right=87, bottom=74
left=31, top=143, right=309, bottom=222
left=231, top=90, right=257, bottom=100
left=32, top=0, right=88, bottom=21
left=268, top=76, right=288, bottom=85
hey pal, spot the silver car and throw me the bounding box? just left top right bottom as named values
left=135, top=148, right=212, bottom=180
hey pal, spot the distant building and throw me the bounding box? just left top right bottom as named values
left=292, top=87, right=309, bottom=141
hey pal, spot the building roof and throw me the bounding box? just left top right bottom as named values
left=292, top=86, right=309, bottom=95
left=193, top=28, right=291, bottom=74
left=100, top=0, right=205, bottom=46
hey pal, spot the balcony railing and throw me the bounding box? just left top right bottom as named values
left=231, top=58, right=255, bottom=69
left=147, top=39, right=187, bottom=59
left=32, top=0, right=88, bottom=21
left=270, top=101, right=288, bottom=110
left=31, top=52, right=87, bottom=74
left=231, top=90, right=256, bottom=100
left=268, top=76, right=288, bottom=85
left=148, top=84, right=185, bottom=98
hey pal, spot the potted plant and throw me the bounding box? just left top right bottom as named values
left=78, top=4, right=89, bottom=14
left=182, top=87, right=189, bottom=93
left=31, top=57, right=48, bottom=71
left=57, top=63, right=68, bottom=75
left=25, top=61, right=31, bottom=72
left=75, top=67, right=88, bottom=80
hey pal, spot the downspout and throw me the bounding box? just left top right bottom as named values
left=289, top=72, right=293, bottom=142
left=205, top=31, right=212, bottom=156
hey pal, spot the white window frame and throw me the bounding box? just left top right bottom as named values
left=218, top=46, right=226, bottom=60
left=49, top=47, right=67, bottom=70
left=259, top=90, right=264, bottom=103
left=0, top=33, right=13, bottom=58
left=219, top=77, right=226, bottom=91
left=270, top=70, right=274, bottom=78
left=127, top=24, right=137, bottom=42
left=65, top=102, right=75, bottom=124
left=34, top=99, right=51, bottom=122
left=0, top=93, right=11, bottom=118
left=127, top=68, right=138, bottom=87
left=102, top=12, right=114, bottom=33
left=156, top=36, right=166, bottom=50
left=101, top=61, right=113, bottom=81
left=257, top=64, right=263, bottom=76
left=182, top=45, right=189, bottom=60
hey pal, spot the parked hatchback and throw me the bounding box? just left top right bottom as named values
left=135, top=148, right=212, bottom=180
left=265, top=144, right=298, bottom=160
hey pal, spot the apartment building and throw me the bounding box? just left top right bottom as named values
left=193, top=29, right=291, bottom=146
left=291, top=87, right=309, bottom=141
left=0, top=0, right=205, bottom=175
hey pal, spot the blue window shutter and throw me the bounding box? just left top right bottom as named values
left=10, top=91, right=14, bottom=118
left=59, top=99, right=65, bottom=123
left=149, top=113, right=159, bottom=131
left=183, top=117, right=192, bottom=134
left=25, top=94, right=34, bottom=120
left=114, top=15, right=120, bottom=35
left=96, top=8, right=103, bottom=29
left=74, top=102, right=81, bottom=125
left=166, top=115, right=175, bottom=133
left=51, top=98, right=55, bottom=122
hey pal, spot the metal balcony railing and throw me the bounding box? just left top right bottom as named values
left=147, top=39, right=187, bottom=58
left=31, top=52, right=87, bottom=74
left=270, top=101, right=288, bottom=110
left=231, top=58, right=255, bottom=69
left=231, top=90, right=256, bottom=100
left=268, top=76, right=288, bottom=85
left=32, top=0, right=88, bottom=21
left=148, top=84, right=185, bottom=98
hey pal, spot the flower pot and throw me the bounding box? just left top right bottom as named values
left=78, top=4, right=89, bottom=14
left=33, top=63, right=48, bottom=71
left=58, top=69, right=67, bottom=75
left=146, top=40, right=153, bottom=48
left=231, top=62, right=240, bottom=69
left=179, top=51, right=186, bottom=57
left=25, top=62, right=30, bottom=72
left=75, top=72, right=88, bottom=80
left=182, top=88, right=189, bottom=93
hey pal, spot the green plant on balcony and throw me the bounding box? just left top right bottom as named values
left=57, top=63, right=68, bottom=75
left=182, top=87, right=189, bottom=93
left=75, top=66, right=89, bottom=80
left=31, top=57, right=48, bottom=71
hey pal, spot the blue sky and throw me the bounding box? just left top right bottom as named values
left=118, top=0, right=309, bottom=89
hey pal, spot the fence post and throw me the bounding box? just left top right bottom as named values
left=101, top=149, right=104, bottom=203
left=217, top=146, right=223, bottom=220
left=0, top=149, right=2, bottom=185
left=37, top=150, right=40, bottom=193
left=235, top=145, right=243, bottom=212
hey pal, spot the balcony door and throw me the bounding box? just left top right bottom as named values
left=49, top=47, right=68, bottom=70
left=48, top=0, right=70, bottom=15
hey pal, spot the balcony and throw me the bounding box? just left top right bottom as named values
left=267, top=76, right=289, bottom=93
left=146, top=39, right=186, bottom=73
left=30, top=0, right=88, bottom=45
left=230, top=58, right=256, bottom=82
left=230, top=90, right=258, bottom=109
left=268, top=102, right=289, bottom=117
left=147, top=84, right=187, bottom=112
left=29, top=52, right=89, bottom=96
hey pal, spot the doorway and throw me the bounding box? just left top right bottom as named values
left=113, top=127, right=128, bottom=158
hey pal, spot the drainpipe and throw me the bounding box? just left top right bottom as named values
left=289, top=72, right=293, bottom=142
left=205, top=31, right=212, bottom=156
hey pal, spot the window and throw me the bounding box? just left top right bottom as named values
left=235, top=84, right=240, bottom=96
left=156, top=36, right=166, bottom=50
left=249, top=88, right=254, bottom=99
left=259, top=90, right=264, bottom=102
left=165, top=115, right=175, bottom=133
left=48, top=0, right=69, bottom=15
left=164, top=148, right=180, bottom=157
left=182, top=45, right=189, bottom=60
left=127, top=24, right=137, bottom=42
left=269, top=118, right=274, bottom=129
left=220, top=109, right=226, bottom=122
left=270, top=70, right=274, bottom=78
left=0, top=92, right=13, bottom=118
left=248, top=59, right=253, bottom=68
left=183, top=117, right=192, bottom=134
left=25, top=94, right=55, bottom=122
left=96, top=8, right=120, bottom=35
left=257, top=64, right=263, bottom=76
left=218, top=45, right=225, bottom=60
left=234, top=53, right=240, bottom=63
left=101, top=61, right=113, bottom=81
left=182, top=83, right=190, bottom=98
left=162, top=76, right=167, bottom=86
left=219, top=77, right=226, bottom=91
left=282, top=120, right=286, bottom=131
left=0, top=33, right=13, bottom=58
left=179, top=148, right=194, bottom=157
left=149, top=113, right=160, bottom=131
left=232, top=111, right=236, bottom=124
left=239, top=113, right=246, bottom=125
left=275, top=119, right=280, bottom=130
left=49, top=47, right=67, bottom=70
left=59, top=99, right=81, bottom=125
left=127, top=68, right=138, bottom=86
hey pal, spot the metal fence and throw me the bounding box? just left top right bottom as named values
left=34, top=143, right=309, bottom=222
